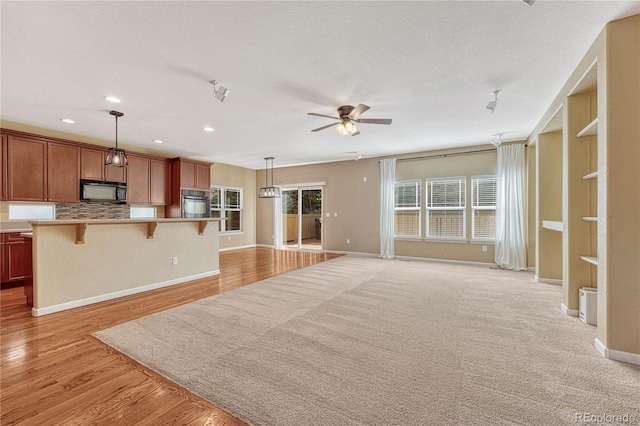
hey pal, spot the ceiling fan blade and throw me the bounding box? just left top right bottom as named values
left=351, top=130, right=361, bottom=136
left=355, top=118, right=392, bottom=125
left=307, top=112, right=340, bottom=120
left=348, top=104, right=370, bottom=119
left=311, top=122, right=339, bottom=132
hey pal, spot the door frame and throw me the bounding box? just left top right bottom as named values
left=274, top=183, right=324, bottom=251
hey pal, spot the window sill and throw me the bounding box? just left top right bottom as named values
left=394, top=236, right=422, bottom=241
left=424, top=238, right=468, bottom=244
left=220, top=231, right=244, bottom=236
left=470, top=239, right=495, bottom=244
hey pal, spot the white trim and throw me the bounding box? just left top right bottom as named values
left=561, top=303, right=579, bottom=317
left=322, top=249, right=379, bottom=258
left=595, top=338, right=640, bottom=366
left=568, top=59, right=598, bottom=96
left=395, top=255, right=495, bottom=267
left=536, top=276, right=562, bottom=285
left=31, top=270, right=220, bottom=317
left=277, top=181, right=326, bottom=189
left=219, top=244, right=257, bottom=252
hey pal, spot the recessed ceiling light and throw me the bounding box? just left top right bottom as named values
left=153, top=139, right=163, bottom=144
left=203, top=127, right=214, bottom=132
left=105, top=96, right=121, bottom=103
left=60, top=118, right=75, bottom=124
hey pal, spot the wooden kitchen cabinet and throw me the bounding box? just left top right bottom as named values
left=1, top=233, right=26, bottom=283
left=7, top=135, right=47, bottom=201
left=173, top=158, right=211, bottom=190
left=48, top=142, right=80, bottom=202
left=81, top=148, right=127, bottom=183
left=127, top=155, right=150, bottom=205
left=1, top=134, right=6, bottom=201
left=150, top=159, right=171, bottom=205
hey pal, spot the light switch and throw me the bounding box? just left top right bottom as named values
left=326, top=212, right=330, bottom=217
left=334, top=212, right=338, bottom=217
left=363, top=177, right=367, bottom=182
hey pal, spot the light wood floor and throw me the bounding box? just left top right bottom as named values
left=1, top=247, right=342, bottom=425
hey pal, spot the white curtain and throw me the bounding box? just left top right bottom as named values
left=495, top=144, right=528, bottom=271
left=273, top=196, right=283, bottom=249
left=380, top=158, right=396, bottom=259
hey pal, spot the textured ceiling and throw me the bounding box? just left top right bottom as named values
left=2, top=1, right=638, bottom=169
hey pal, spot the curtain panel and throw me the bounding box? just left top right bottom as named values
left=495, top=144, right=528, bottom=271
left=380, top=158, right=396, bottom=259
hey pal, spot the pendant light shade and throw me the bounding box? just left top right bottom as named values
left=105, top=110, right=128, bottom=167
left=259, top=157, right=280, bottom=198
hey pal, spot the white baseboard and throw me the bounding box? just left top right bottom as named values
left=219, top=244, right=257, bottom=252
left=322, top=249, right=379, bottom=257
left=595, top=338, right=640, bottom=365
left=32, top=270, right=220, bottom=317
left=560, top=303, right=579, bottom=317
left=535, top=276, right=562, bottom=285
left=395, top=255, right=496, bottom=267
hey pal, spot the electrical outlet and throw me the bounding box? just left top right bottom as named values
left=334, top=212, right=338, bottom=217
left=326, top=212, right=330, bottom=217
left=347, top=238, right=350, bottom=244
left=482, top=245, right=487, bottom=252
left=172, top=256, right=178, bottom=265
left=363, top=177, right=367, bottom=182
left=228, top=236, right=231, bottom=241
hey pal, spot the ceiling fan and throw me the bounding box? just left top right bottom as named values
left=307, top=104, right=392, bottom=136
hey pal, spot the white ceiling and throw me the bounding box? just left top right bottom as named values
left=2, top=1, right=638, bottom=170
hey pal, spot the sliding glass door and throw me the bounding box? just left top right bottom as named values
left=281, top=188, right=322, bottom=250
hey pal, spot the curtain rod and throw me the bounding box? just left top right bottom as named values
left=378, top=144, right=527, bottom=163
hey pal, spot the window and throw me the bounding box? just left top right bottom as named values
left=394, top=180, right=421, bottom=238
left=211, top=186, right=242, bottom=233
left=471, top=175, right=497, bottom=241
left=130, top=206, right=156, bottom=219
left=8, top=203, right=55, bottom=220
left=425, top=177, right=466, bottom=240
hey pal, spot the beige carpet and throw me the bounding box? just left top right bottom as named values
left=94, top=256, right=640, bottom=426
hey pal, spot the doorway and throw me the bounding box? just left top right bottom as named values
left=281, top=188, right=322, bottom=250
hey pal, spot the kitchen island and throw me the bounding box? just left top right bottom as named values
left=28, top=218, right=220, bottom=316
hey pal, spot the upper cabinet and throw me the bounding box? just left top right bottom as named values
left=173, top=158, right=211, bottom=190
left=150, top=159, right=171, bottom=205
left=6, top=135, right=80, bottom=203
left=81, top=148, right=126, bottom=183
left=127, top=155, right=171, bottom=206
left=47, top=142, right=80, bottom=203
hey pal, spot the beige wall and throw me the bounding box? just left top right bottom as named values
left=256, top=146, right=508, bottom=263
left=256, top=158, right=381, bottom=253
left=211, top=162, right=257, bottom=250
left=32, top=220, right=219, bottom=314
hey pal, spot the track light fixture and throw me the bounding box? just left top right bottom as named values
left=490, top=133, right=505, bottom=148
left=259, top=157, right=281, bottom=198
left=210, top=80, right=230, bottom=102
left=521, top=0, right=535, bottom=5
left=486, top=90, right=501, bottom=113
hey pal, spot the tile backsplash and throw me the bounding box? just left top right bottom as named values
left=56, top=202, right=130, bottom=220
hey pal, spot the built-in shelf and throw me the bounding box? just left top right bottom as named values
left=580, top=256, right=599, bottom=266
left=577, top=117, right=598, bottom=137
left=582, top=216, right=598, bottom=222
left=582, top=171, right=598, bottom=180
left=542, top=220, right=563, bottom=232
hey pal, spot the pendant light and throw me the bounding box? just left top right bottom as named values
left=258, top=157, right=281, bottom=198
left=105, top=110, right=128, bottom=167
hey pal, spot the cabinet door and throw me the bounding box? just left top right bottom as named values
left=180, top=161, right=196, bottom=189
left=105, top=160, right=127, bottom=183
left=5, top=236, right=25, bottom=282
left=48, top=143, right=80, bottom=202
left=150, top=159, right=171, bottom=205
left=127, top=155, right=150, bottom=204
left=196, top=164, right=211, bottom=190
left=7, top=136, right=47, bottom=201
left=1, top=134, right=6, bottom=201
left=81, top=148, right=105, bottom=180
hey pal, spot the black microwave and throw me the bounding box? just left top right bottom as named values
left=80, top=180, right=127, bottom=203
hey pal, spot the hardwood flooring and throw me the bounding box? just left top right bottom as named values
left=1, top=247, right=341, bottom=425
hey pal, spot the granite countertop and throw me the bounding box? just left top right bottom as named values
left=0, top=222, right=32, bottom=234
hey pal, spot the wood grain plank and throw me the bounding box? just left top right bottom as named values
left=0, top=248, right=340, bottom=425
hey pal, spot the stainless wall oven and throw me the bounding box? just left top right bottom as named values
left=181, top=189, right=210, bottom=218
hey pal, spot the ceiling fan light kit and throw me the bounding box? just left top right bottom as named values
left=258, top=157, right=281, bottom=198
left=105, top=110, right=128, bottom=168
left=308, top=104, right=391, bottom=136
left=486, top=90, right=501, bottom=113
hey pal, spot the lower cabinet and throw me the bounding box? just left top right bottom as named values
left=1, top=233, right=26, bottom=283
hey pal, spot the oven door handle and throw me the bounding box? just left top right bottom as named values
left=182, top=196, right=208, bottom=200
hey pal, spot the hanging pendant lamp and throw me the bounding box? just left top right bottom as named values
left=258, top=157, right=281, bottom=198
left=105, top=110, right=128, bottom=167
